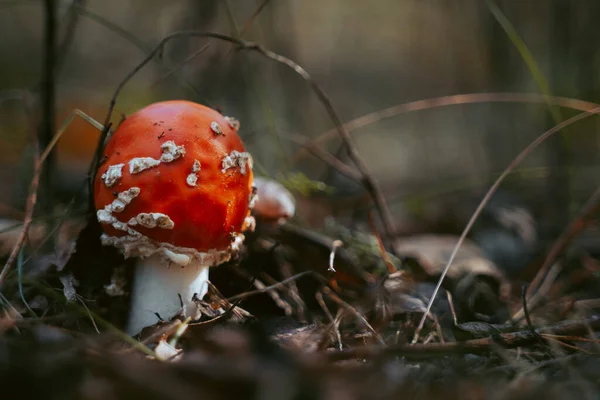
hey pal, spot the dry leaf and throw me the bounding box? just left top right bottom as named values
left=153, top=339, right=183, bottom=362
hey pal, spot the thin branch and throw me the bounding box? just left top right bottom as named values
left=239, top=0, right=271, bottom=36
left=70, top=4, right=209, bottom=105
left=98, top=30, right=395, bottom=246
left=223, top=0, right=288, bottom=167
left=411, top=106, right=600, bottom=344
left=149, top=44, right=210, bottom=89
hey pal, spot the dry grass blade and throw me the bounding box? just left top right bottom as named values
left=41, top=109, right=105, bottom=164
left=322, top=286, right=385, bottom=345
left=513, top=264, right=563, bottom=321
left=279, top=262, right=307, bottom=321
left=0, top=108, right=105, bottom=287
left=291, top=93, right=600, bottom=165
left=368, top=211, right=397, bottom=273
left=512, top=184, right=600, bottom=321
left=77, top=295, right=100, bottom=334
left=446, top=290, right=458, bottom=325
left=542, top=335, right=593, bottom=354
left=0, top=93, right=38, bottom=288
left=542, top=334, right=600, bottom=343
left=254, top=273, right=293, bottom=315
left=227, top=271, right=316, bottom=302
left=316, top=291, right=342, bottom=350
left=526, top=185, right=600, bottom=298
left=411, top=106, right=600, bottom=344
left=486, top=0, right=562, bottom=124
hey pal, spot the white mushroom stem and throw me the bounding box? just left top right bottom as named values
left=126, top=254, right=210, bottom=336
left=101, top=231, right=245, bottom=336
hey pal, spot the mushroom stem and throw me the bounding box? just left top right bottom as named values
left=126, top=253, right=209, bottom=336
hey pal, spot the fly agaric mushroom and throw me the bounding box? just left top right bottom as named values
left=94, top=100, right=256, bottom=336
left=252, top=176, right=295, bottom=224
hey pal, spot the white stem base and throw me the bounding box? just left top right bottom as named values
left=126, top=254, right=210, bottom=336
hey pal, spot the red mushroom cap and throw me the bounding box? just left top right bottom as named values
left=252, top=177, right=295, bottom=223
left=94, top=100, right=255, bottom=265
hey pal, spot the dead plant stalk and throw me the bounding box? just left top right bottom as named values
left=412, top=106, right=600, bottom=344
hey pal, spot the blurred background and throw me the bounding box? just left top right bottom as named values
left=1, top=0, right=600, bottom=251
left=2, top=3, right=600, bottom=397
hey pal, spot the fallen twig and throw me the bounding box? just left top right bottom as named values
left=328, top=315, right=600, bottom=362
